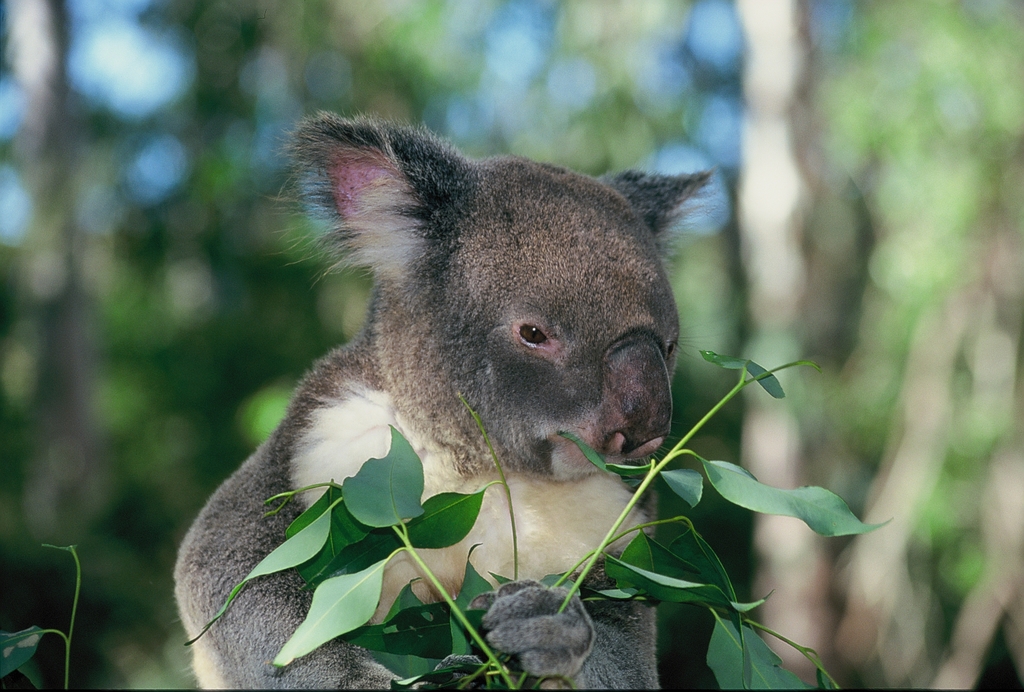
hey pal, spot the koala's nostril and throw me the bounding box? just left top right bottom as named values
left=607, top=432, right=627, bottom=455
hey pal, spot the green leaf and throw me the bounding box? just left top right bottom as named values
left=292, top=489, right=371, bottom=585
left=456, top=559, right=493, bottom=610
left=370, top=649, right=440, bottom=680
left=451, top=558, right=493, bottom=656
left=619, top=532, right=655, bottom=571
left=310, top=529, right=402, bottom=587
left=346, top=601, right=452, bottom=658
left=605, top=461, right=653, bottom=476
left=343, top=427, right=425, bottom=528
left=285, top=486, right=337, bottom=538
left=249, top=507, right=335, bottom=580
left=274, top=558, right=390, bottom=666
left=406, top=490, right=486, bottom=549
left=699, top=350, right=749, bottom=369
left=189, top=503, right=335, bottom=643
left=662, top=468, right=703, bottom=507
left=667, top=525, right=736, bottom=600
left=699, top=350, right=785, bottom=398
left=702, top=459, right=885, bottom=537
left=604, top=553, right=733, bottom=608
left=1, top=627, right=44, bottom=678
left=707, top=618, right=812, bottom=689
left=558, top=431, right=606, bottom=471
left=745, top=361, right=785, bottom=399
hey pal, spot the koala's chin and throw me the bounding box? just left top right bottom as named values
left=174, top=114, right=709, bottom=689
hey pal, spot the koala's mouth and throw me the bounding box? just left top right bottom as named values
left=549, top=433, right=664, bottom=479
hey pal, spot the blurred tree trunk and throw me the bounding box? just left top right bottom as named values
left=735, top=0, right=834, bottom=682
left=9, top=0, right=107, bottom=537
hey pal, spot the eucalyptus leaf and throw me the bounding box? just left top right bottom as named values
left=346, top=601, right=452, bottom=658
left=558, top=431, right=606, bottom=471
left=605, top=462, right=653, bottom=476
left=406, top=490, right=486, bottom=549
left=189, top=504, right=335, bottom=644
left=274, top=558, right=390, bottom=666
left=668, top=525, right=735, bottom=600
left=745, top=361, right=785, bottom=399
left=292, top=489, right=370, bottom=585
left=450, top=557, right=493, bottom=655
left=456, top=559, right=494, bottom=610
left=605, top=554, right=733, bottom=608
left=370, top=649, right=441, bottom=680
left=699, top=350, right=785, bottom=398
left=699, top=350, right=749, bottom=369
left=343, top=427, right=425, bottom=528
left=662, top=468, right=703, bottom=507
left=1, top=627, right=44, bottom=678
left=285, top=486, right=339, bottom=538
left=312, top=529, right=402, bottom=586
left=707, top=618, right=812, bottom=689
left=702, top=459, right=885, bottom=537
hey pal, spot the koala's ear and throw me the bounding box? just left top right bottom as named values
left=603, top=169, right=712, bottom=240
left=290, top=113, right=472, bottom=280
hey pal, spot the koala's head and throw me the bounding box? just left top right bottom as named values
left=293, top=114, right=708, bottom=479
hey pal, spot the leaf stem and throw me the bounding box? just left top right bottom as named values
left=744, top=617, right=840, bottom=688
left=42, top=544, right=80, bottom=690
left=263, top=481, right=343, bottom=517
left=392, top=525, right=516, bottom=688
left=460, top=395, right=519, bottom=581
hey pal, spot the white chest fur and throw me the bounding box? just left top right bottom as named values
left=290, top=388, right=646, bottom=616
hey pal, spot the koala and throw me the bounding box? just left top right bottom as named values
left=174, top=113, right=708, bottom=689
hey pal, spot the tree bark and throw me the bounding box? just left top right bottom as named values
left=10, top=0, right=107, bottom=537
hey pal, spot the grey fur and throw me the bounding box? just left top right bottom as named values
left=175, top=114, right=707, bottom=688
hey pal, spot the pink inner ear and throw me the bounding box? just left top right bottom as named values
left=329, top=153, right=397, bottom=217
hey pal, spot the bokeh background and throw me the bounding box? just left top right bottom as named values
left=2, top=0, right=1023, bottom=688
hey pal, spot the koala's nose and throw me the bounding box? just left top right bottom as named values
left=600, top=336, right=672, bottom=458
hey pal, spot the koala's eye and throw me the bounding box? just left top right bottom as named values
left=519, top=325, right=548, bottom=345
left=666, top=341, right=677, bottom=358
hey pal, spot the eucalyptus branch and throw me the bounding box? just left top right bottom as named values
left=557, top=357, right=820, bottom=611
left=460, top=394, right=519, bottom=581
left=744, top=618, right=839, bottom=689
left=391, top=524, right=516, bottom=688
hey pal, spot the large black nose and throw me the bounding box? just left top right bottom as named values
left=599, top=335, right=672, bottom=457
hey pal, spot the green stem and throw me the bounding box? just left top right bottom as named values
left=392, top=525, right=516, bottom=688
left=263, top=481, right=343, bottom=516
left=42, top=544, right=80, bottom=690
left=744, top=618, right=839, bottom=688
left=460, top=395, right=519, bottom=581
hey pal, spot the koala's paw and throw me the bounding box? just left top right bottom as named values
left=469, top=580, right=594, bottom=683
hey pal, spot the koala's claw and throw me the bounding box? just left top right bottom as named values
left=470, top=580, right=594, bottom=682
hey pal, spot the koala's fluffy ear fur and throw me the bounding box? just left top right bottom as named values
left=289, top=113, right=473, bottom=282
left=602, top=169, right=712, bottom=247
